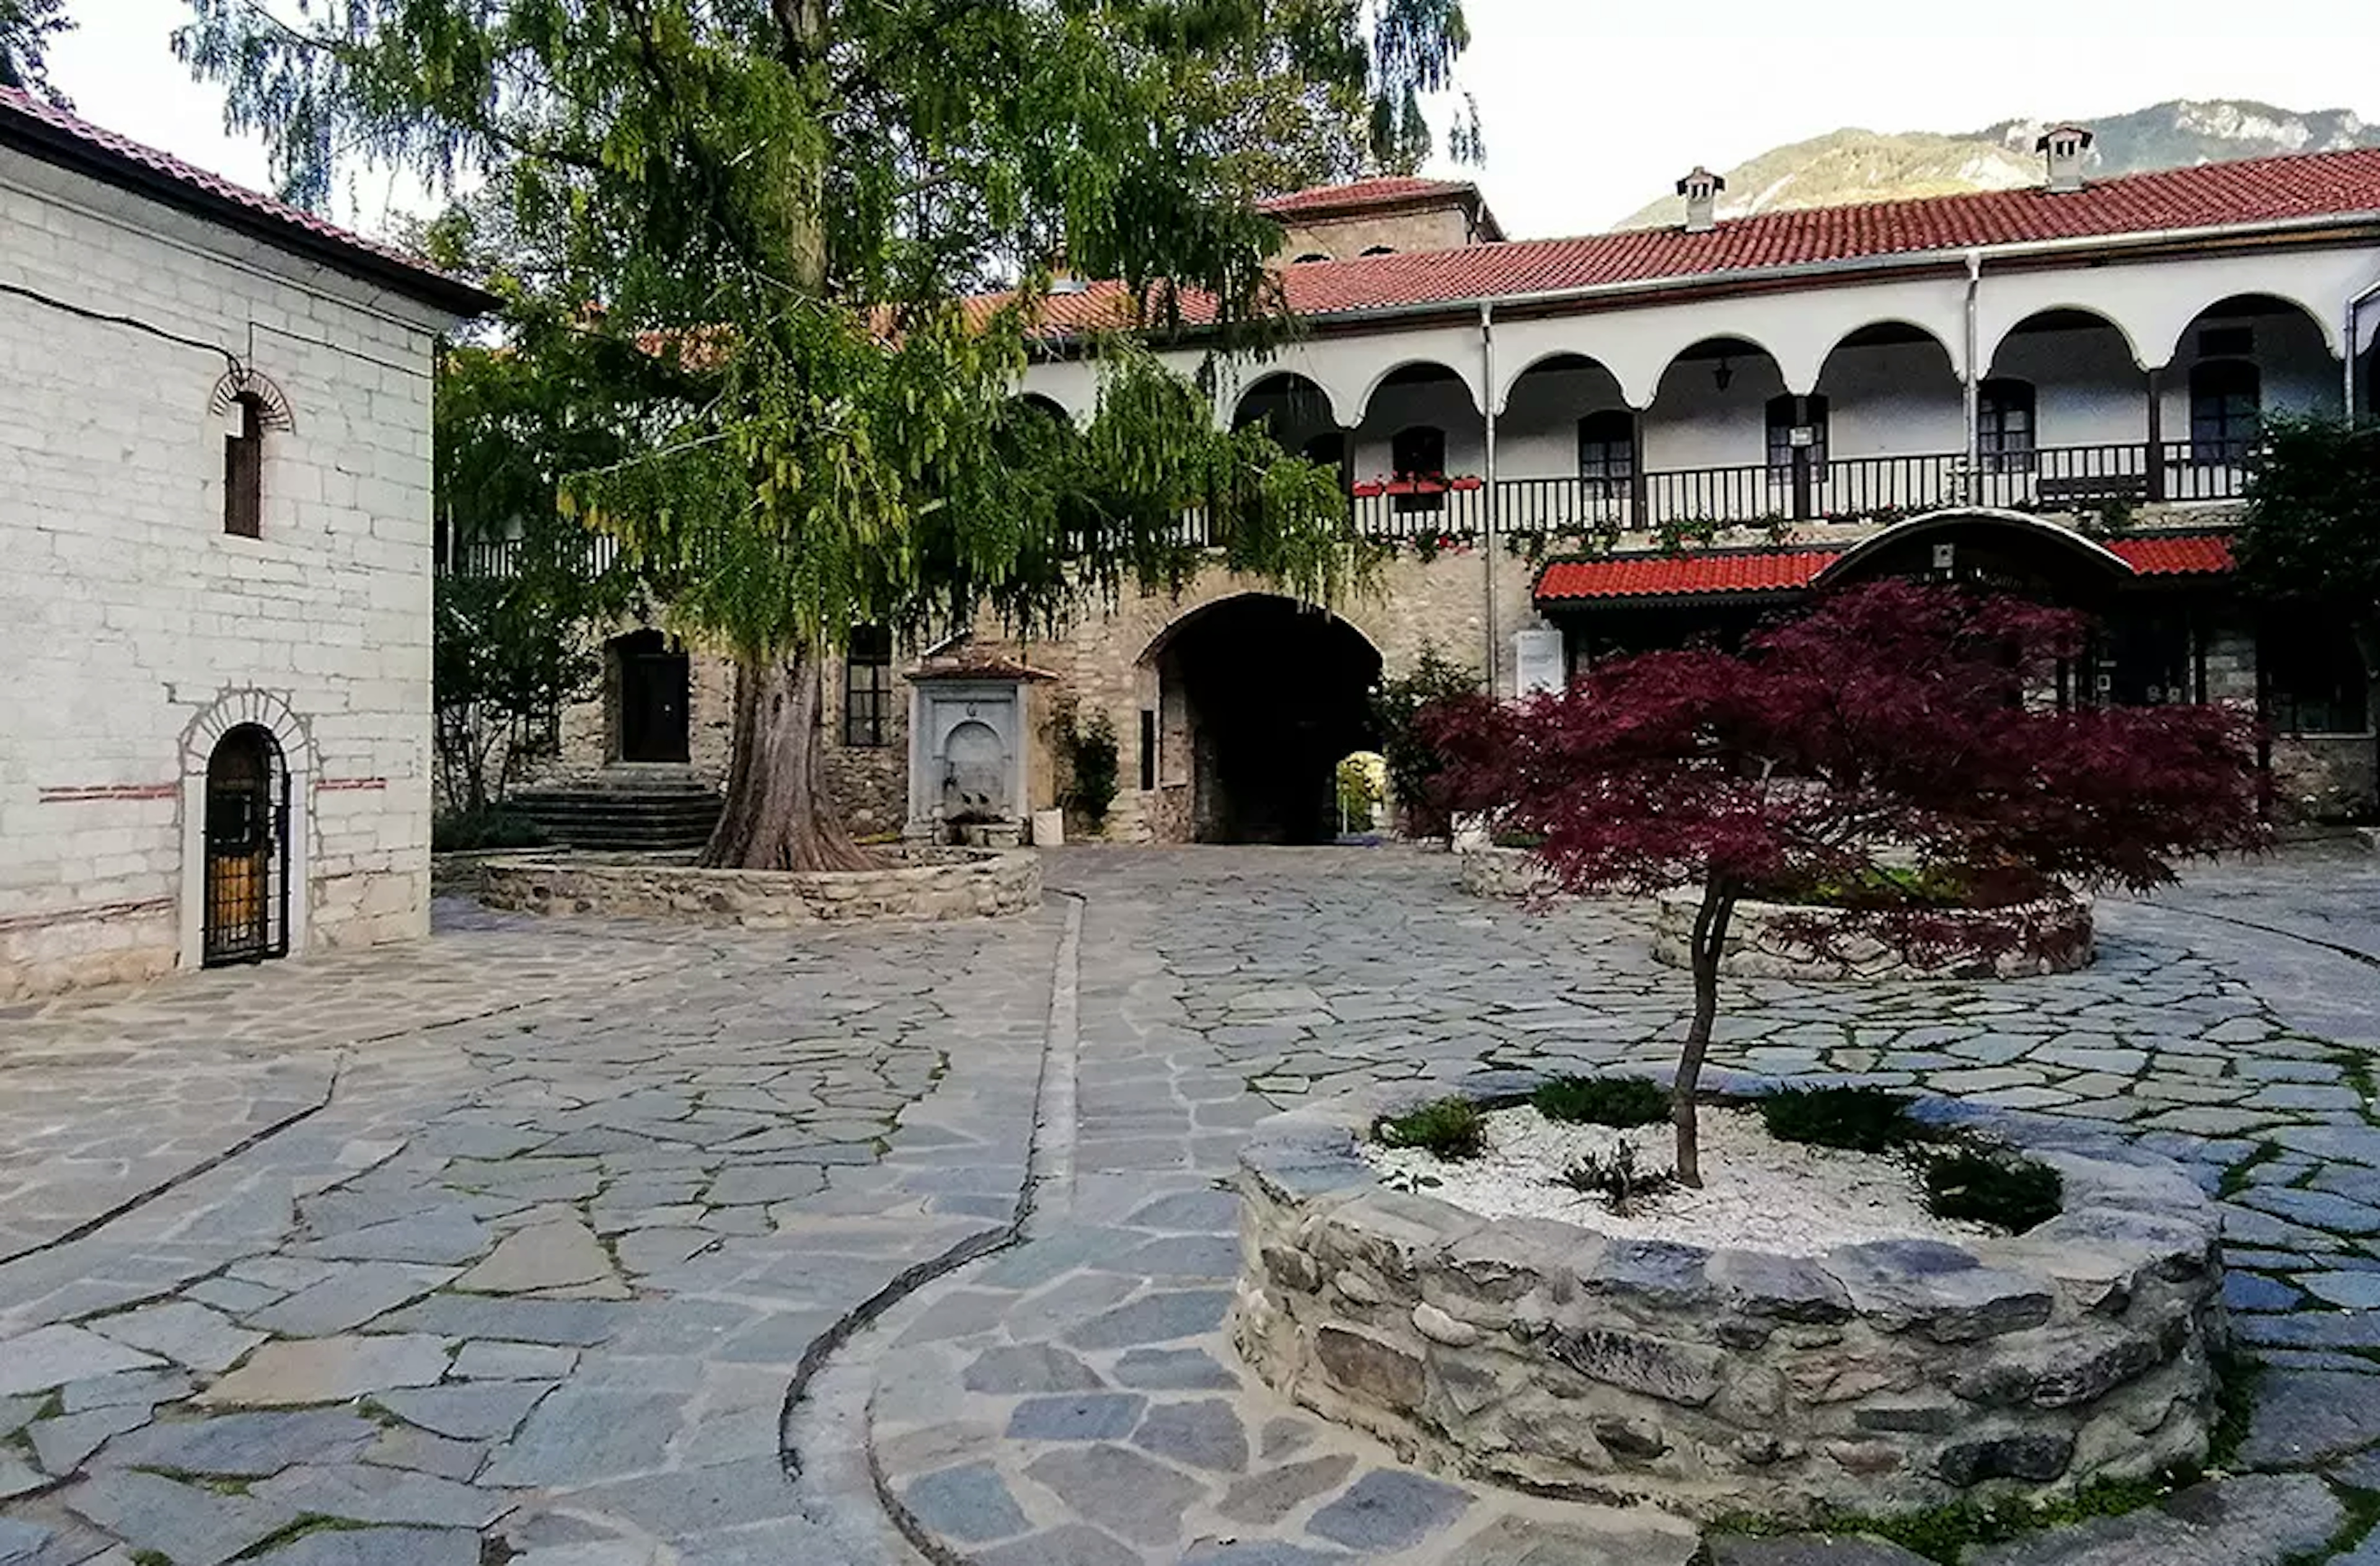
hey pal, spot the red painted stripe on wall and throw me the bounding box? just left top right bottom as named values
left=316, top=777, right=387, bottom=792
left=38, top=783, right=179, bottom=802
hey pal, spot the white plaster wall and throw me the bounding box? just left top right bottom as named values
left=1988, top=323, right=2151, bottom=448
left=1349, top=373, right=1486, bottom=482
left=1818, top=337, right=1967, bottom=458
left=0, top=147, right=459, bottom=997
left=1641, top=347, right=1789, bottom=472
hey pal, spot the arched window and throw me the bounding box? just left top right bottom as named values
left=224, top=392, right=265, bottom=537
left=1576, top=410, right=1636, bottom=492
left=1765, top=394, right=1828, bottom=472
left=1979, top=378, right=2036, bottom=472
left=2189, top=360, right=2261, bottom=466
left=1292, top=252, right=1331, bottom=265
left=1359, top=246, right=1396, bottom=257
left=203, top=725, right=288, bottom=965
left=1391, top=425, right=1446, bottom=513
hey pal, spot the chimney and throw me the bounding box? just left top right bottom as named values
left=1677, top=166, right=1726, bottom=234
left=2034, top=123, right=2094, bottom=194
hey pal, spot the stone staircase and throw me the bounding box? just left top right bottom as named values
left=511, top=768, right=723, bottom=852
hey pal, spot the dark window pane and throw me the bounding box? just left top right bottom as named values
left=844, top=626, right=895, bottom=747
left=224, top=396, right=262, bottom=538
left=2188, top=360, right=2260, bottom=465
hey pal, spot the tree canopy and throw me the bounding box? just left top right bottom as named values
left=2235, top=414, right=2380, bottom=621
left=0, top=0, right=70, bottom=100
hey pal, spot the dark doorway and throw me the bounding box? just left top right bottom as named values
left=203, top=724, right=289, bottom=967
left=614, top=629, right=691, bottom=763
left=1156, top=596, right=1383, bottom=844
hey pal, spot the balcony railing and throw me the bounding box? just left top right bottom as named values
left=439, top=443, right=2254, bottom=577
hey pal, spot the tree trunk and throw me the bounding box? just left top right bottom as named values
left=1675, top=871, right=1737, bottom=1189
left=700, top=649, right=878, bottom=872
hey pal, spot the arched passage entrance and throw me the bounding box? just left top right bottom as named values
left=202, top=724, right=289, bottom=967
left=1148, top=595, right=1383, bottom=843
left=610, top=629, right=690, bottom=764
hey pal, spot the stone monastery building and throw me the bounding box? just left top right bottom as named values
left=0, top=89, right=493, bottom=999
left=528, top=130, right=2380, bottom=849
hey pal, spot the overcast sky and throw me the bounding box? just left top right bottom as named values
left=47, top=0, right=2380, bottom=241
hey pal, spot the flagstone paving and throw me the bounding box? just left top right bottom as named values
left=6, top=846, right=2380, bottom=1564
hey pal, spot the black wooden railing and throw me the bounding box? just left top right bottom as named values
left=439, top=443, right=2253, bottom=577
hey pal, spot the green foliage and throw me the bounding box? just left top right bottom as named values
left=1733, top=1473, right=2181, bottom=1564
left=1558, top=1141, right=1676, bottom=1214
left=1375, top=1097, right=1486, bottom=1161
left=1335, top=754, right=1382, bottom=833
left=1924, top=1147, right=2063, bottom=1233
left=2210, top=1349, right=2262, bottom=1467
left=1371, top=643, right=1482, bottom=839
left=1533, top=1074, right=1668, bottom=1128
left=2217, top=1140, right=2285, bottom=1201
left=1759, top=1087, right=1920, bottom=1154
left=1055, top=704, right=1121, bottom=828
left=0, top=0, right=68, bottom=101
left=2237, top=416, right=2380, bottom=614
left=431, top=808, right=549, bottom=853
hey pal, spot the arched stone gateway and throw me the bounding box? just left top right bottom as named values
left=1815, top=507, right=2138, bottom=604
left=1144, top=594, right=1384, bottom=844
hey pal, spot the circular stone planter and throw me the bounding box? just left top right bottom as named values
left=475, top=847, right=1040, bottom=926
left=1459, top=846, right=1558, bottom=900
left=1232, top=1069, right=2224, bottom=1524
left=1652, top=888, right=2095, bottom=981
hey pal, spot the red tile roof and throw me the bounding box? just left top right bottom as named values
left=0, top=88, right=495, bottom=315
left=1256, top=177, right=1479, bottom=216
left=1535, top=533, right=2236, bottom=603
left=1013, top=150, right=2380, bottom=336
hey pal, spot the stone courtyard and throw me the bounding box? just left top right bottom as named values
left=3, top=847, right=2380, bottom=1564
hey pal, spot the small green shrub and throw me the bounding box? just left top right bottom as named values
left=1924, top=1146, right=2063, bottom=1232
left=1375, top=1097, right=1487, bottom=1161
left=1760, top=1086, right=1920, bottom=1154
left=1558, top=1141, right=1676, bottom=1214
left=1533, top=1074, right=1668, bottom=1128
left=432, top=807, right=549, bottom=852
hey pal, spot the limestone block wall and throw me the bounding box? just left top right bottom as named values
left=0, top=148, right=456, bottom=998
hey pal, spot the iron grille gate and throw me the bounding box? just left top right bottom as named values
left=202, top=737, right=289, bottom=967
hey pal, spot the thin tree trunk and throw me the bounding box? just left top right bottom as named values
left=700, top=648, right=878, bottom=872
left=1675, top=870, right=1737, bottom=1189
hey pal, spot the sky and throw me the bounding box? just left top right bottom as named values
left=43, top=0, right=2380, bottom=242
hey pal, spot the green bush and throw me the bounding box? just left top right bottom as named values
left=1925, top=1147, right=2063, bottom=1232
left=1375, top=1097, right=1487, bottom=1161
left=1760, top=1086, right=1920, bottom=1154
left=1533, top=1074, right=1668, bottom=1128
left=433, top=807, right=549, bottom=852
left=1558, top=1141, right=1676, bottom=1214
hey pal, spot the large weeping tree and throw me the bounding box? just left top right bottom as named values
left=177, top=0, right=1474, bottom=870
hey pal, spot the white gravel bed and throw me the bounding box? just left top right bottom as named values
left=1367, top=1103, right=1992, bottom=1257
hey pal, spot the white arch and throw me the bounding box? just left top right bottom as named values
left=1811, top=319, right=1961, bottom=381
left=1231, top=371, right=1342, bottom=431
left=1643, top=332, right=1792, bottom=407
left=1814, top=507, right=2136, bottom=588
left=1492, top=350, right=1628, bottom=417
left=1983, top=305, right=2148, bottom=374
left=2143, top=288, right=2343, bottom=369
left=1353, top=358, right=1483, bottom=425
left=175, top=688, right=317, bottom=971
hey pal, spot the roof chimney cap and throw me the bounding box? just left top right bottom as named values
left=1676, top=166, right=1726, bottom=234
left=2034, top=123, right=2095, bottom=193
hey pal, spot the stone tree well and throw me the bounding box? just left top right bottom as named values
left=1232, top=1071, right=2227, bottom=1524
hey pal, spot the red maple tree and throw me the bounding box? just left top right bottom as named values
left=1425, top=580, right=2266, bottom=1185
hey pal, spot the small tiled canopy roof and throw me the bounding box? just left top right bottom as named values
left=1535, top=533, right=2236, bottom=604
left=906, top=649, right=1057, bottom=682
left=0, top=87, right=496, bottom=316
left=998, top=148, right=2380, bottom=337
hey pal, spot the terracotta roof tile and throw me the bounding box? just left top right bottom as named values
left=1256, top=177, right=1478, bottom=216
left=1535, top=533, right=2236, bottom=603
left=0, top=87, right=495, bottom=314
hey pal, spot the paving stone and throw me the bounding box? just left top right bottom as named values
left=302, top=1213, right=493, bottom=1265
left=454, top=1218, right=619, bottom=1295
left=707, top=1165, right=829, bottom=1205
left=240, top=1265, right=456, bottom=1338
left=900, top=1461, right=1032, bottom=1544
left=1112, top=1347, right=1241, bottom=1391
left=963, top=1344, right=1104, bottom=1395
left=250, top=1463, right=506, bottom=1528
left=374, top=1294, right=626, bottom=1347
left=87, top=1304, right=264, bottom=1375
left=1062, top=1290, right=1233, bottom=1350
left=242, top=1527, right=482, bottom=1566
left=0, top=1453, right=43, bottom=1499
left=60, top=1371, right=192, bottom=1414
left=2298, top=1272, right=2380, bottom=1309
left=1131, top=1397, right=1248, bottom=1472
left=362, top=1425, right=487, bottom=1482
left=1458, top=1513, right=1702, bottom=1565
left=1219, top=1454, right=1358, bottom=1525
left=1709, top=1536, right=1934, bottom=1566
left=97, top=1410, right=379, bottom=1478
left=374, top=1382, right=554, bottom=1441
left=2237, top=1371, right=2380, bottom=1469
left=62, top=1469, right=299, bottom=1566
left=0, top=1326, right=163, bottom=1396
left=970, top=1525, right=1143, bottom=1566
left=1305, top=1468, right=1473, bottom=1553
left=2237, top=1187, right=2380, bottom=1236
left=1022, top=1443, right=1205, bottom=1547
left=1007, top=1394, right=1148, bottom=1441
left=475, top=1388, right=681, bottom=1487
left=449, top=1341, right=579, bottom=1380
left=1965, top=1472, right=2339, bottom=1565
left=565, top=1453, right=802, bottom=1533
left=29, top=1406, right=152, bottom=1475
left=1179, top=1546, right=1350, bottom=1566
left=196, top=1334, right=451, bottom=1407
left=0, top=1520, right=53, bottom=1564
left=2223, top=1272, right=2303, bottom=1312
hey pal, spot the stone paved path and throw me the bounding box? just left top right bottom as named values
left=6, top=847, right=2380, bottom=1566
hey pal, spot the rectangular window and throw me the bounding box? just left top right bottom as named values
left=1765, top=394, right=1829, bottom=480
left=1139, top=709, right=1157, bottom=791
left=224, top=397, right=262, bottom=538
left=843, top=625, right=894, bottom=748
left=1978, top=379, right=2037, bottom=474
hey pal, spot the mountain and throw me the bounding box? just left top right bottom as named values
left=1618, top=99, right=2380, bottom=229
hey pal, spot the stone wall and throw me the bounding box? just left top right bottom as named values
left=475, top=847, right=1040, bottom=926
left=1458, top=846, right=1557, bottom=900
left=0, top=146, right=457, bottom=998
left=1652, top=890, right=2097, bottom=981
left=2270, top=736, right=2374, bottom=825
left=1233, top=1073, right=2227, bottom=1524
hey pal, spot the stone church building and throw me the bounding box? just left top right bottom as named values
left=0, top=89, right=493, bottom=999
left=527, top=134, right=2380, bottom=846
